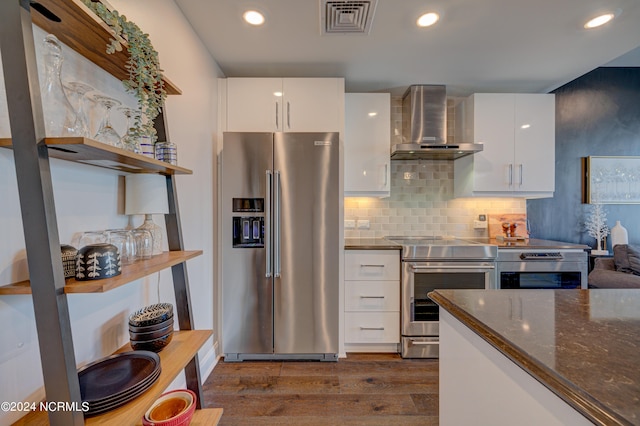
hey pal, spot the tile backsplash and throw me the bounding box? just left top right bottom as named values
left=344, top=96, right=527, bottom=239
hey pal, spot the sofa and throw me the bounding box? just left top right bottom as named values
left=588, top=244, right=640, bottom=289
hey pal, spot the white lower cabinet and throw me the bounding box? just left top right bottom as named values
left=344, top=250, right=400, bottom=352
left=345, top=312, right=399, bottom=343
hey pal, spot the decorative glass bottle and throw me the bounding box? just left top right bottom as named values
left=611, top=221, right=628, bottom=248
left=41, top=34, right=80, bottom=137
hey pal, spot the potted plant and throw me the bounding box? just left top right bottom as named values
left=81, top=0, right=167, bottom=142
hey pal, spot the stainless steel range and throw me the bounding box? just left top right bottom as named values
left=387, top=237, right=497, bottom=358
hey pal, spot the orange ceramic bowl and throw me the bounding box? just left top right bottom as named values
left=142, top=389, right=196, bottom=426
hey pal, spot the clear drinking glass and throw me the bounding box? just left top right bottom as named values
left=106, top=229, right=135, bottom=264
left=132, top=229, right=153, bottom=260
left=78, top=231, right=107, bottom=248
left=154, top=141, right=177, bottom=165
left=118, top=106, right=142, bottom=153
left=63, top=81, right=94, bottom=137
left=93, top=94, right=122, bottom=147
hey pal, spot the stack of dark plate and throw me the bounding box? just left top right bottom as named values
left=79, top=350, right=161, bottom=416
left=129, top=303, right=174, bottom=353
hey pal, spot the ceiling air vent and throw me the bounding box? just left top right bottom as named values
left=320, top=0, right=378, bottom=35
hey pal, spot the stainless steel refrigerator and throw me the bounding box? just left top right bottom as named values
left=221, top=132, right=339, bottom=361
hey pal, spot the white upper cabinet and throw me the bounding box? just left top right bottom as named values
left=344, top=93, right=391, bottom=197
left=227, top=78, right=282, bottom=131
left=226, top=77, right=344, bottom=132
left=454, top=93, right=555, bottom=198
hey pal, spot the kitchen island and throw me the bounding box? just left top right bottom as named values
left=430, top=289, right=640, bottom=425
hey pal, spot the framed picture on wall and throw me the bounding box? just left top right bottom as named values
left=582, top=156, right=640, bottom=204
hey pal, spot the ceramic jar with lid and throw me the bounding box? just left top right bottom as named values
left=75, top=243, right=121, bottom=281
left=60, top=244, right=77, bottom=278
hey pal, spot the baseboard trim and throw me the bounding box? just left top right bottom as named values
left=199, top=340, right=219, bottom=382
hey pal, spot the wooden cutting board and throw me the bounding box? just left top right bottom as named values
left=488, top=213, right=528, bottom=239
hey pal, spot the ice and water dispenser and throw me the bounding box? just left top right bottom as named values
left=232, top=198, right=265, bottom=248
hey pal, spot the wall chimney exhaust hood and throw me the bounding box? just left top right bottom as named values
left=390, top=85, right=483, bottom=160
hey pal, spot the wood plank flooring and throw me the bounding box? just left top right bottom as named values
left=202, top=353, right=439, bottom=425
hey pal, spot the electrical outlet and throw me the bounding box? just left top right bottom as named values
left=473, top=220, right=488, bottom=229
left=357, top=219, right=370, bottom=229
left=344, top=219, right=356, bottom=229
left=404, top=172, right=417, bottom=180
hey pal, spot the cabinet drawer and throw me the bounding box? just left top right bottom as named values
left=345, top=251, right=400, bottom=281
left=345, top=281, right=399, bottom=312
left=345, top=312, right=399, bottom=343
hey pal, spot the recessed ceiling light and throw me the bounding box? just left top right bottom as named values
left=417, top=12, right=439, bottom=28
left=584, top=13, right=615, bottom=29
left=243, top=10, right=265, bottom=26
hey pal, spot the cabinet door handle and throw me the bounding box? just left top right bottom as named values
left=508, top=164, right=513, bottom=186
left=518, top=164, right=523, bottom=186
left=275, top=102, right=279, bottom=130
left=383, top=163, right=388, bottom=189
left=286, top=101, right=291, bottom=129
left=360, top=264, right=385, bottom=268
left=360, top=327, right=384, bottom=331
left=360, top=295, right=385, bottom=299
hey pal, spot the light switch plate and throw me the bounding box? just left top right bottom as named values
left=345, top=219, right=356, bottom=229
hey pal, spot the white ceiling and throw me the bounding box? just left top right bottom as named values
left=175, top=0, right=640, bottom=97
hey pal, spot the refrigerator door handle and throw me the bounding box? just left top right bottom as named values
left=274, top=170, right=281, bottom=278
left=265, top=170, right=272, bottom=278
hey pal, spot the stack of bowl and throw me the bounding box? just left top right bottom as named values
left=142, top=389, right=196, bottom=426
left=129, top=303, right=174, bottom=353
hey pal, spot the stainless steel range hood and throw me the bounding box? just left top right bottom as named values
left=390, top=85, right=483, bottom=160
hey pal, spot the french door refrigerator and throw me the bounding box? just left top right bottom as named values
left=221, top=132, right=339, bottom=361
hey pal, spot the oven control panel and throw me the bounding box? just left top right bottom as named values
left=519, top=252, right=563, bottom=260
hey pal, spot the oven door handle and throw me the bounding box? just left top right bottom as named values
left=409, top=340, right=439, bottom=346
left=410, top=265, right=495, bottom=271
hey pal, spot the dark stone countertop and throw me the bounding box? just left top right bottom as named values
left=344, top=238, right=402, bottom=250
left=430, top=289, right=640, bottom=426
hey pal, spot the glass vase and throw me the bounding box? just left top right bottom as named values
left=41, top=34, right=80, bottom=137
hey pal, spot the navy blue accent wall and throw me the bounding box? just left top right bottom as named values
left=527, top=67, right=640, bottom=249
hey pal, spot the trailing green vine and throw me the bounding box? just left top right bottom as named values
left=82, top=0, right=166, bottom=140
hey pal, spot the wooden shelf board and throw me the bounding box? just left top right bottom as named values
left=31, top=0, right=181, bottom=95
left=11, top=330, right=213, bottom=426
left=0, top=138, right=192, bottom=175
left=88, top=330, right=212, bottom=425
left=0, top=251, right=202, bottom=295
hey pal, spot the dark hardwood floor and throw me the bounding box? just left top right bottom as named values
left=202, top=353, right=439, bottom=425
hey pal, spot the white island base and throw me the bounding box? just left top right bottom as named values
left=439, top=309, right=591, bottom=426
